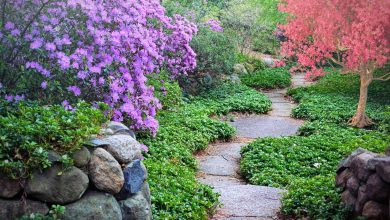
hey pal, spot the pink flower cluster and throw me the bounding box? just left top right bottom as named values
left=1, top=0, right=198, bottom=134
left=205, top=19, right=223, bottom=32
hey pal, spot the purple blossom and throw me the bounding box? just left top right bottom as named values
left=45, top=42, right=56, bottom=51
left=41, top=81, right=47, bottom=89
left=5, top=22, right=14, bottom=30
left=205, top=19, right=223, bottom=32
left=30, top=38, right=43, bottom=49
left=67, top=86, right=81, bottom=96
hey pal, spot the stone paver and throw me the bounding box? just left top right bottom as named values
left=212, top=185, right=284, bottom=219
left=230, top=116, right=303, bottom=138
left=196, top=71, right=310, bottom=219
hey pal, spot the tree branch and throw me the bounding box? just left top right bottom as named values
left=373, top=72, right=390, bottom=81
left=329, top=57, right=344, bottom=66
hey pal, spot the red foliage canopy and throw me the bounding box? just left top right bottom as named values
left=279, top=0, right=390, bottom=78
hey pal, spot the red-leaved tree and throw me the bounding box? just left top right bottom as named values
left=279, top=0, right=390, bottom=127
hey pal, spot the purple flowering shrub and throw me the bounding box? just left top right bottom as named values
left=0, top=0, right=197, bottom=134
left=205, top=19, right=223, bottom=32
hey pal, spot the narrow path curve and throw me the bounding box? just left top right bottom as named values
left=196, top=73, right=312, bottom=220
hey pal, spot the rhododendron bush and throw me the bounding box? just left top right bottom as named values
left=279, top=0, right=390, bottom=127
left=0, top=0, right=197, bottom=133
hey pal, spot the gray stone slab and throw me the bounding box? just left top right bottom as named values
left=229, top=115, right=303, bottom=138
left=198, top=156, right=239, bottom=176
left=198, top=175, right=245, bottom=188
left=213, top=185, right=284, bottom=218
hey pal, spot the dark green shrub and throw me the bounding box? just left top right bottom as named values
left=180, top=28, right=237, bottom=95
left=237, top=53, right=267, bottom=73
left=240, top=67, right=292, bottom=89
left=0, top=101, right=108, bottom=178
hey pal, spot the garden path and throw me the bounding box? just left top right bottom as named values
left=196, top=73, right=312, bottom=219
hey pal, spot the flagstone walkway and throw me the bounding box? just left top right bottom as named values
left=196, top=73, right=312, bottom=219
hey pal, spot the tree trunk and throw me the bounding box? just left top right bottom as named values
left=349, top=71, right=373, bottom=128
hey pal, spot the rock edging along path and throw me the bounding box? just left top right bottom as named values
left=196, top=73, right=312, bottom=219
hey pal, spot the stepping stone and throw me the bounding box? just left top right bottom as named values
left=197, top=175, right=245, bottom=188
left=212, top=185, right=284, bottom=219
left=230, top=115, right=303, bottom=138
left=198, top=156, right=239, bottom=176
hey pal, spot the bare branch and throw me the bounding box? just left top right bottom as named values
left=329, top=57, right=344, bottom=66
left=373, top=72, right=390, bottom=81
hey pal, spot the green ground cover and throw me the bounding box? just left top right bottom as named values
left=240, top=67, right=292, bottom=89
left=240, top=71, right=390, bottom=219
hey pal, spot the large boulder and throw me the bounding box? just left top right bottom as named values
left=102, top=135, right=142, bottom=164
left=72, top=147, right=91, bottom=168
left=123, top=160, right=147, bottom=194
left=0, top=173, right=23, bottom=199
left=362, top=201, right=389, bottom=220
left=341, top=190, right=356, bottom=208
left=366, top=174, right=390, bottom=203
left=25, top=164, right=89, bottom=204
left=346, top=176, right=360, bottom=196
left=355, top=185, right=369, bottom=213
left=373, top=157, right=390, bottom=183
left=336, top=169, right=353, bottom=189
left=350, top=152, right=378, bottom=181
left=0, top=198, right=49, bottom=220
left=337, top=148, right=369, bottom=173
left=64, top=191, right=122, bottom=220
left=119, top=193, right=152, bottom=220
left=89, top=148, right=124, bottom=194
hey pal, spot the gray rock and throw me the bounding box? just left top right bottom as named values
left=385, top=147, right=390, bottom=156
left=336, top=169, right=353, bottom=189
left=227, top=74, right=241, bottom=84
left=123, top=160, right=147, bottom=194
left=115, top=182, right=151, bottom=202
left=341, top=190, right=356, bottom=208
left=0, top=198, right=49, bottom=220
left=89, top=138, right=111, bottom=147
left=362, top=200, right=389, bottom=220
left=0, top=173, right=23, bottom=198
left=346, top=176, right=360, bottom=196
left=25, top=164, right=88, bottom=204
left=374, top=157, right=390, bottom=183
left=107, top=121, right=136, bottom=139
left=350, top=152, right=378, bottom=181
left=119, top=193, right=152, bottom=220
left=141, top=182, right=151, bottom=206
left=233, top=64, right=248, bottom=75
left=366, top=174, right=390, bottom=203
left=356, top=185, right=369, bottom=213
left=89, top=148, right=124, bottom=194
left=337, top=148, right=369, bottom=173
left=48, top=151, right=61, bottom=163
left=102, top=135, right=142, bottom=164
left=64, top=191, right=122, bottom=220
left=72, top=147, right=91, bottom=168
left=261, top=57, right=278, bottom=67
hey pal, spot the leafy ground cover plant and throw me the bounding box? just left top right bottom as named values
left=140, top=83, right=271, bottom=219
left=240, top=72, right=390, bottom=219
left=240, top=67, right=292, bottom=89
left=0, top=101, right=108, bottom=178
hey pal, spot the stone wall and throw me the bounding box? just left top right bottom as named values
left=336, top=148, right=390, bottom=220
left=0, top=122, right=152, bottom=220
